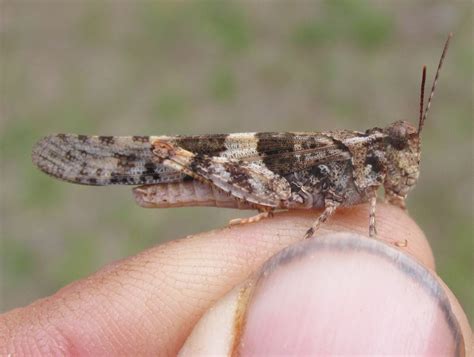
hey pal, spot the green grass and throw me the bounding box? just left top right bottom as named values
left=293, top=0, right=393, bottom=49
left=210, top=66, right=236, bottom=101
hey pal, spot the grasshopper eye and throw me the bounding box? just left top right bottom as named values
left=387, top=123, right=409, bottom=150
left=390, top=124, right=407, bottom=140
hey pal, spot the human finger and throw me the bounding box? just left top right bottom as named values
left=0, top=203, right=433, bottom=355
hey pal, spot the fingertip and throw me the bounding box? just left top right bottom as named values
left=181, top=233, right=468, bottom=355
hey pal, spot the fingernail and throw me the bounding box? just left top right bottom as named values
left=180, top=233, right=465, bottom=356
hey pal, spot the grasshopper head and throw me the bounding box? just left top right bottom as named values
left=383, top=33, right=452, bottom=208
left=383, top=120, right=421, bottom=208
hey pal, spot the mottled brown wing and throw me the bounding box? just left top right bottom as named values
left=32, top=132, right=351, bottom=197
left=32, top=134, right=186, bottom=185
left=154, top=132, right=351, bottom=207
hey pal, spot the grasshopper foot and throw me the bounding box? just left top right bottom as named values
left=229, top=210, right=274, bottom=227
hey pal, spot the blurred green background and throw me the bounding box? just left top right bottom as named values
left=1, top=1, right=472, bottom=323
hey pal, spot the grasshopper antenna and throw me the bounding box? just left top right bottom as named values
left=418, top=32, right=453, bottom=135
left=419, top=65, right=427, bottom=131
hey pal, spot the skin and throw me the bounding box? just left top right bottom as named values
left=0, top=203, right=471, bottom=355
